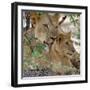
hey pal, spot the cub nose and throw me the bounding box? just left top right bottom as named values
left=72, top=48, right=75, bottom=53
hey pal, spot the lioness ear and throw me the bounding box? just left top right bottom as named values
left=58, top=16, right=67, bottom=25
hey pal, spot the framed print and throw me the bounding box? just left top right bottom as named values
left=11, top=2, right=88, bottom=87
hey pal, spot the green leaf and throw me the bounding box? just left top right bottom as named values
left=32, top=50, right=41, bottom=58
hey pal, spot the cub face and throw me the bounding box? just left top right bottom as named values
left=49, top=32, right=78, bottom=74
left=54, top=32, right=75, bottom=59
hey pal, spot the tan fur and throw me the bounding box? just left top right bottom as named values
left=49, top=32, right=77, bottom=74
left=30, top=12, right=41, bottom=28
left=34, top=13, right=60, bottom=43
left=29, top=13, right=79, bottom=74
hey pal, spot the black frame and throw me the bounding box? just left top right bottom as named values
left=11, top=2, right=88, bottom=87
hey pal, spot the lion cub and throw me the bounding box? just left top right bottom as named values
left=49, top=32, right=78, bottom=74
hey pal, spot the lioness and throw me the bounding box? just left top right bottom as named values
left=34, top=13, right=62, bottom=43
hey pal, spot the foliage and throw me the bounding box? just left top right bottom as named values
left=23, top=33, right=48, bottom=70
left=76, top=30, right=80, bottom=39
left=68, top=14, right=80, bottom=39
left=68, top=14, right=80, bottom=26
left=36, top=12, right=44, bottom=15
left=32, top=43, right=46, bottom=58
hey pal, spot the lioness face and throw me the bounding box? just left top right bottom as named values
left=34, top=13, right=60, bottom=44
left=54, top=32, right=75, bottom=59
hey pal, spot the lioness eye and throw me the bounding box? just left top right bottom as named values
left=55, top=26, right=58, bottom=28
left=59, top=38, right=61, bottom=41
left=43, top=24, right=49, bottom=29
left=66, top=41, right=69, bottom=45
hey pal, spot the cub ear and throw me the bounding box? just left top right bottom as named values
left=67, top=31, right=71, bottom=39
left=56, top=34, right=64, bottom=43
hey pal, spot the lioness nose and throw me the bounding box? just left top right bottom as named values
left=43, top=41, right=47, bottom=44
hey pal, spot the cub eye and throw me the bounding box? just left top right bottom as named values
left=58, top=37, right=62, bottom=43
left=66, top=41, right=69, bottom=45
